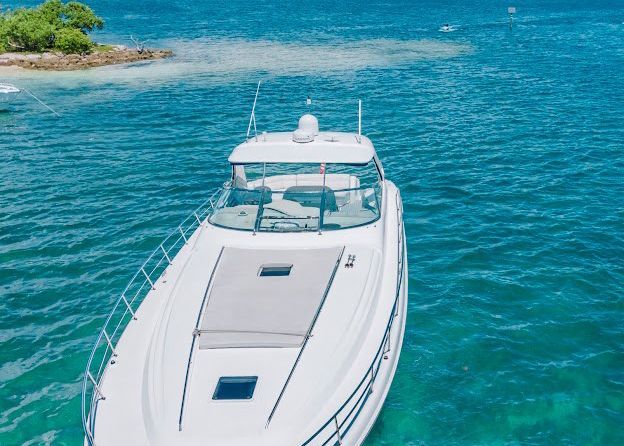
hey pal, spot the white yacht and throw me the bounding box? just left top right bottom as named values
left=0, top=83, right=20, bottom=108
left=82, top=107, right=407, bottom=446
left=0, top=83, right=60, bottom=115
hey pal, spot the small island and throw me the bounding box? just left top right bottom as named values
left=0, top=0, right=172, bottom=70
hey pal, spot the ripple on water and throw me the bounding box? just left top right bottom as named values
left=1, top=1, right=624, bottom=445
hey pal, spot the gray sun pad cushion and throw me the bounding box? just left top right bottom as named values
left=198, top=246, right=343, bottom=349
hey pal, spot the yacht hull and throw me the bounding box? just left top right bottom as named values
left=349, top=252, right=407, bottom=446
left=305, top=226, right=408, bottom=446
left=81, top=117, right=409, bottom=446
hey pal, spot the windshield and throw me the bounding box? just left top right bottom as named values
left=208, top=162, right=382, bottom=232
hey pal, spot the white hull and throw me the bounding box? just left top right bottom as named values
left=335, top=250, right=407, bottom=446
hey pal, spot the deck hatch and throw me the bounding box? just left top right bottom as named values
left=213, top=376, right=258, bottom=400
left=259, top=264, right=292, bottom=277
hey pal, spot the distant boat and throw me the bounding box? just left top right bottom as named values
left=439, top=24, right=456, bottom=33
left=0, top=83, right=21, bottom=109
left=0, top=83, right=60, bottom=116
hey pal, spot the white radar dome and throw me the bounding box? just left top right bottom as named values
left=292, top=114, right=319, bottom=143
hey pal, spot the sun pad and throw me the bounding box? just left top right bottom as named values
left=198, top=246, right=343, bottom=349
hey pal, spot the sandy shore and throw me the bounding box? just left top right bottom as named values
left=0, top=45, right=173, bottom=71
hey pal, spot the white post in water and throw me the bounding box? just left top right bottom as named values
left=357, top=99, right=362, bottom=143
left=508, top=6, right=516, bottom=28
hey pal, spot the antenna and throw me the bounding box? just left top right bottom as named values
left=357, top=99, right=362, bottom=143
left=246, top=81, right=261, bottom=141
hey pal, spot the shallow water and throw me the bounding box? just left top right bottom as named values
left=1, top=0, right=623, bottom=444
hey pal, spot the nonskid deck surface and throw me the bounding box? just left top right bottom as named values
left=198, top=246, right=343, bottom=349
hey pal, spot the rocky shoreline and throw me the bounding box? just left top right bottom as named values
left=0, top=45, right=173, bottom=71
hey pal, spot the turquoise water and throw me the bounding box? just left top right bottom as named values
left=1, top=0, right=623, bottom=444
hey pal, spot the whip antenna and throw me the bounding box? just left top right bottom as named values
left=246, top=81, right=261, bottom=141
left=357, top=99, right=362, bottom=143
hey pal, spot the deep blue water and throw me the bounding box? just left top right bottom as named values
left=1, top=1, right=623, bottom=444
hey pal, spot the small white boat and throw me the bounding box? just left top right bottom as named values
left=0, top=83, right=20, bottom=108
left=439, top=24, right=455, bottom=33
left=0, top=83, right=20, bottom=94
left=82, top=106, right=408, bottom=446
left=0, top=83, right=60, bottom=116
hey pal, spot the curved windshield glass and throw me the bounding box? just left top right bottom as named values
left=208, top=162, right=382, bottom=232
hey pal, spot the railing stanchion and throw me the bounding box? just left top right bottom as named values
left=103, top=329, right=117, bottom=357
left=121, top=294, right=137, bottom=320
left=179, top=226, right=188, bottom=243
left=141, top=267, right=155, bottom=289
left=334, top=416, right=342, bottom=445
left=194, top=212, right=202, bottom=225
left=160, top=243, right=172, bottom=264
left=87, top=372, right=106, bottom=400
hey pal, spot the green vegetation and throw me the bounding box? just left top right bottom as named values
left=92, top=43, right=113, bottom=53
left=0, top=0, right=104, bottom=54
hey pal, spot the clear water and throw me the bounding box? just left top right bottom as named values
left=1, top=0, right=623, bottom=444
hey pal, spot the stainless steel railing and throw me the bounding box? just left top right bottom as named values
left=300, top=192, right=405, bottom=446
left=81, top=189, right=221, bottom=446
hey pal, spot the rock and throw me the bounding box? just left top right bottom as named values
left=0, top=47, right=173, bottom=71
